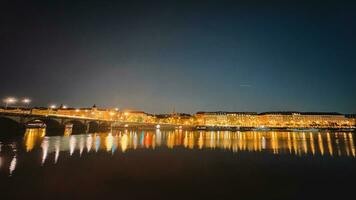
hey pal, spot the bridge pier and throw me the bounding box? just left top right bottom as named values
left=85, top=122, right=90, bottom=133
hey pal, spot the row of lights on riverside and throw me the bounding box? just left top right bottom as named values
left=2, top=97, right=69, bottom=110
left=2, top=97, right=31, bottom=108
left=2, top=97, right=121, bottom=113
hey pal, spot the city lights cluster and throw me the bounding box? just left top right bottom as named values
left=1, top=97, right=73, bottom=110
left=2, top=97, right=31, bottom=108
left=48, top=104, right=68, bottom=109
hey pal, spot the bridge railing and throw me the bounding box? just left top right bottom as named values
left=0, top=109, right=167, bottom=125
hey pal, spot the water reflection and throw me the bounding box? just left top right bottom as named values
left=54, top=139, right=60, bottom=164
left=9, top=155, right=16, bottom=176
left=0, top=142, right=2, bottom=169
left=24, top=128, right=45, bottom=152
left=86, top=135, right=92, bottom=152
left=0, top=129, right=355, bottom=176
left=22, top=130, right=356, bottom=157
left=69, top=136, right=76, bottom=156
left=7, top=143, right=17, bottom=176
left=41, top=137, right=49, bottom=165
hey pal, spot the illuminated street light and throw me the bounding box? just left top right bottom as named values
left=48, top=104, right=57, bottom=115
left=3, top=97, right=17, bottom=108
left=62, top=105, right=68, bottom=109
left=22, top=98, right=31, bottom=108
left=22, top=98, right=31, bottom=104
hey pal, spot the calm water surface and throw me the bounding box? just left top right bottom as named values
left=0, top=129, right=355, bottom=199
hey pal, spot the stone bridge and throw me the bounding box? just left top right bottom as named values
left=0, top=112, right=191, bottom=137
left=0, top=112, right=113, bottom=136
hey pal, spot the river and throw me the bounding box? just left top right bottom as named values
left=0, top=129, right=355, bottom=199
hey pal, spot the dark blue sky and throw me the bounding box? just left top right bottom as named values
left=1, top=0, right=355, bottom=113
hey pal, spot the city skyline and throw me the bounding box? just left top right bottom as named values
left=2, top=95, right=356, bottom=114
left=1, top=96, right=356, bottom=115
left=1, top=2, right=356, bottom=199
left=1, top=0, right=356, bottom=114
left=1, top=105, right=354, bottom=130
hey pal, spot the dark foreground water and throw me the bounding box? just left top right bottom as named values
left=0, top=129, right=355, bottom=200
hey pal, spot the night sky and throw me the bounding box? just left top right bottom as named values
left=1, top=0, right=355, bottom=114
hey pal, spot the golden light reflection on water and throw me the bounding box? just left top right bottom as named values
left=24, top=130, right=356, bottom=158
left=0, top=129, right=355, bottom=176
left=24, top=128, right=45, bottom=152
left=106, top=133, right=113, bottom=152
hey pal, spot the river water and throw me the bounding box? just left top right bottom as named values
left=0, top=129, right=355, bottom=199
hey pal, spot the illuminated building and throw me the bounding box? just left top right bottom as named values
left=120, top=110, right=152, bottom=123
left=0, top=106, right=354, bottom=129
left=194, top=111, right=354, bottom=128
left=257, top=112, right=353, bottom=128
left=195, top=112, right=258, bottom=127
left=346, top=114, right=356, bottom=127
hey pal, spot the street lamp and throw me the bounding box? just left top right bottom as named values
left=48, top=104, right=57, bottom=115
left=3, top=97, right=17, bottom=109
left=22, top=98, right=31, bottom=108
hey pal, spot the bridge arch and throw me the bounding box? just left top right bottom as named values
left=88, top=121, right=100, bottom=133
left=64, top=120, right=87, bottom=134
left=26, top=118, right=64, bottom=136
left=0, top=116, right=25, bottom=137
left=98, top=121, right=111, bottom=132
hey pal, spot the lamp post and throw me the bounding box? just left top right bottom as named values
left=21, top=98, right=31, bottom=114
left=3, top=97, right=17, bottom=109
left=49, top=104, right=56, bottom=115
left=22, top=98, right=31, bottom=108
